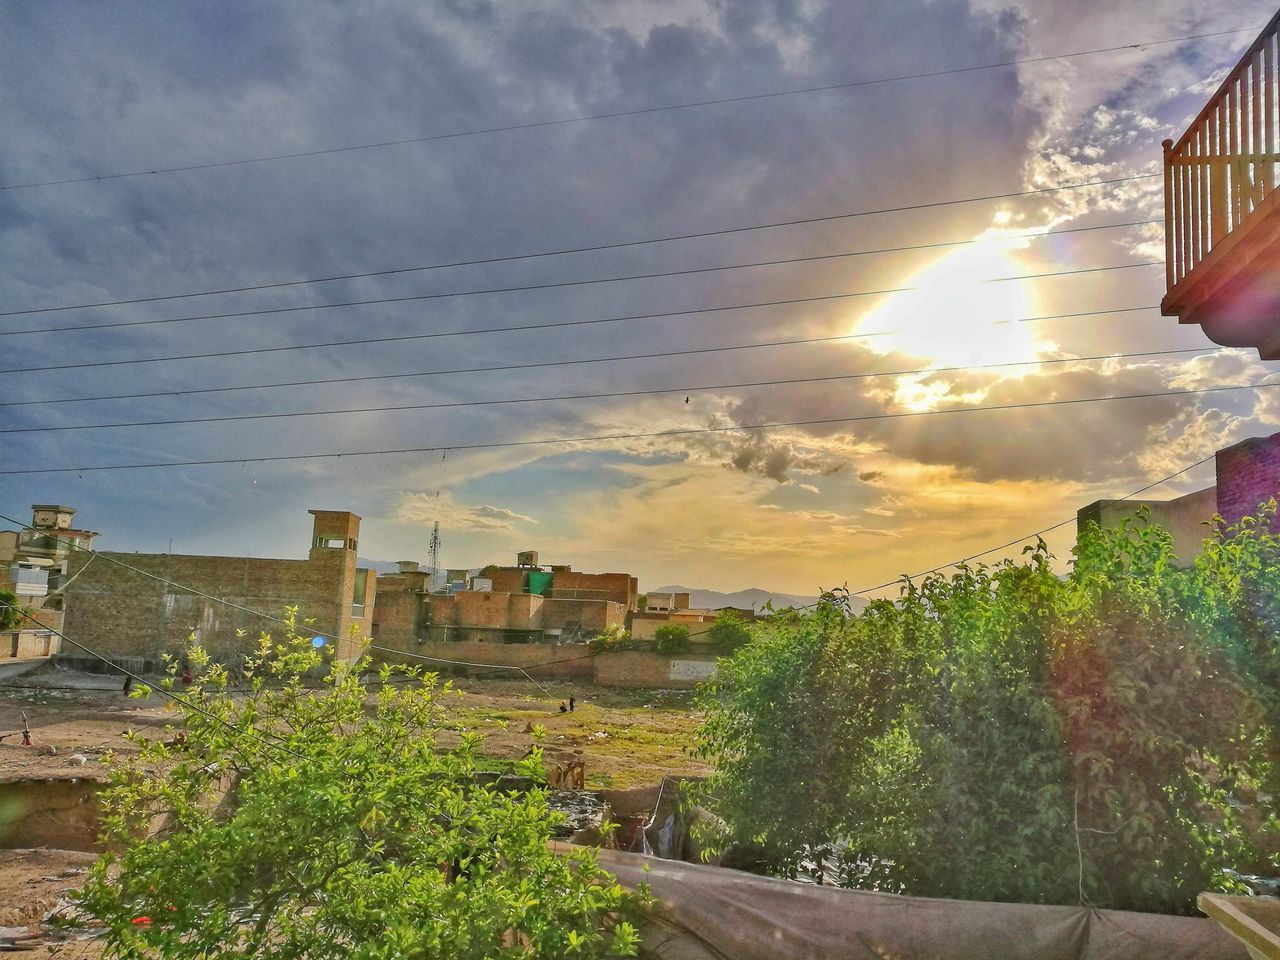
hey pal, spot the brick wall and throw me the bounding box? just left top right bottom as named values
left=551, top=571, right=637, bottom=608
left=62, top=551, right=358, bottom=661
left=592, top=651, right=719, bottom=688
left=1216, top=432, right=1280, bottom=526
left=541, top=598, right=625, bottom=633
left=371, top=638, right=595, bottom=679
left=372, top=571, right=429, bottom=647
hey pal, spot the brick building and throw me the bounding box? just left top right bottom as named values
left=1077, top=432, right=1280, bottom=560
left=372, top=552, right=636, bottom=652
left=61, top=509, right=375, bottom=664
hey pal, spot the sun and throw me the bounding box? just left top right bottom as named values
left=852, top=236, right=1056, bottom=410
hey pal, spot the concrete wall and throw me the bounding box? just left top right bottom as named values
left=1217, top=432, right=1280, bottom=526
left=2, top=630, right=57, bottom=658
left=1076, top=486, right=1218, bottom=565
left=371, top=638, right=595, bottom=680
left=593, top=651, right=719, bottom=688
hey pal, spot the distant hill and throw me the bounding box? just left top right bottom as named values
left=647, top=585, right=825, bottom=613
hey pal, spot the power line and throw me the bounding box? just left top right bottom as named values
left=3, top=378, right=1275, bottom=477
left=0, top=217, right=1159, bottom=334
left=0, top=304, right=1163, bottom=409
left=0, top=28, right=1250, bottom=194
left=0, top=346, right=1228, bottom=435
left=847, top=452, right=1218, bottom=597
left=0, top=262, right=1162, bottom=376
left=0, top=599, right=308, bottom=761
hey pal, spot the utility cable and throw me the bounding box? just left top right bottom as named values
left=0, top=263, right=1163, bottom=376
left=0, top=298, right=1161, bottom=388
left=0, top=247, right=1163, bottom=342
left=0, top=346, right=1230, bottom=435
left=847, top=452, right=1218, bottom=596
left=2, top=378, right=1275, bottom=476
left=0, top=27, right=1249, bottom=193
left=0, top=207, right=1160, bottom=321
left=0, top=599, right=308, bottom=761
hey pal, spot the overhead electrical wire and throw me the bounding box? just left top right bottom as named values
left=0, top=217, right=1161, bottom=334
left=0, top=181, right=1161, bottom=321
left=0, top=27, right=1252, bottom=193
left=0, top=346, right=1232, bottom=435
left=0, top=263, right=1163, bottom=376
left=0, top=305, right=1162, bottom=409
left=2, top=378, right=1275, bottom=476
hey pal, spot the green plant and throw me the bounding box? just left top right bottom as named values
left=653, top=625, right=691, bottom=655
left=693, top=511, right=1278, bottom=913
left=78, top=610, right=643, bottom=959
left=0, top=589, right=22, bottom=631
left=588, top=625, right=635, bottom=653
left=706, top=611, right=752, bottom=653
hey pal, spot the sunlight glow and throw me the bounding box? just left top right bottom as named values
left=853, top=234, right=1057, bottom=411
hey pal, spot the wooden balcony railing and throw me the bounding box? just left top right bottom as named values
left=1164, top=10, right=1280, bottom=293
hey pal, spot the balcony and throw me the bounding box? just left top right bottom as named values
left=1162, top=11, right=1280, bottom=358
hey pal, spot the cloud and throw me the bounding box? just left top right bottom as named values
left=397, top=492, right=537, bottom=533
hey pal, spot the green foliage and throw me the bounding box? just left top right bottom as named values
left=588, top=625, right=636, bottom=653
left=0, top=589, right=21, bottom=631
left=707, top=611, right=752, bottom=653
left=654, top=624, right=691, bottom=655
left=693, top=509, right=1280, bottom=913
left=79, top=609, right=643, bottom=959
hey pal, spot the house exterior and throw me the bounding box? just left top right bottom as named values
left=1161, top=13, right=1280, bottom=357
left=0, top=505, right=98, bottom=659
left=1077, top=432, right=1280, bottom=560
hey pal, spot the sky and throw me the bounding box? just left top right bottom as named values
left=1, top=0, right=1277, bottom=596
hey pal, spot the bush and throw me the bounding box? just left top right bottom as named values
left=692, top=508, right=1280, bottom=913
left=654, top=624, right=691, bottom=655
left=707, top=611, right=752, bottom=653
left=588, top=626, right=635, bottom=653
left=78, top=610, right=643, bottom=959
left=0, top=589, right=22, bottom=631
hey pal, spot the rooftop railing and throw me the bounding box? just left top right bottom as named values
left=1165, top=11, right=1280, bottom=292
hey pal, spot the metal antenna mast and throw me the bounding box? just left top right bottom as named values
left=427, top=521, right=441, bottom=585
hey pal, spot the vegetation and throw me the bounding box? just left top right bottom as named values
left=587, top=625, right=636, bottom=653
left=79, top=611, right=644, bottom=959
left=692, top=506, right=1280, bottom=914
left=0, top=589, right=21, bottom=631
left=653, top=624, right=691, bottom=655
left=706, top=610, right=752, bottom=653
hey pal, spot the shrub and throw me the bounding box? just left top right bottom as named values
left=588, top=626, right=635, bottom=653
left=654, top=624, right=691, bottom=655
left=692, top=510, right=1279, bottom=913
left=78, top=610, right=643, bottom=959
left=707, top=611, right=752, bottom=653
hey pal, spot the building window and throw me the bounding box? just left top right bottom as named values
left=352, top=569, right=368, bottom=617
left=316, top=536, right=347, bottom=549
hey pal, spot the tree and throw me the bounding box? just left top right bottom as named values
left=78, top=610, right=643, bottom=959
left=0, top=589, right=21, bottom=631
left=693, top=512, right=1277, bottom=913
left=653, top=624, right=691, bottom=655
left=587, top=625, right=635, bottom=653
left=706, top=611, right=751, bottom=653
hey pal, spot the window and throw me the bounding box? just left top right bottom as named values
left=351, top=569, right=368, bottom=617
left=316, top=536, right=347, bottom=549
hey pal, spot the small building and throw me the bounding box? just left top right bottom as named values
left=1077, top=432, right=1280, bottom=561
left=1161, top=14, right=1280, bottom=357
left=0, top=505, right=99, bottom=659
left=61, top=509, right=375, bottom=664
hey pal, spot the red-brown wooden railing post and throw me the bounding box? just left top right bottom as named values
left=1163, top=138, right=1175, bottom=290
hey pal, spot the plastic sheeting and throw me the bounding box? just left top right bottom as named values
left=582, top=847, right=1249, bottom=960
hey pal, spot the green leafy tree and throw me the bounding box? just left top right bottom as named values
left=706, top=611, right=752, bottom=654
left=587, top=625, right=635, bottom=653
left=0, top=589, right=22, bottom=631
left=78, top=610, right=643, bottom=959
left=693, top=512, right=1277, bottom=913
left=653, top=624, right=691, bottom=655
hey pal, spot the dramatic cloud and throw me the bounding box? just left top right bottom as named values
left=397, top=492, right=537, bottom=533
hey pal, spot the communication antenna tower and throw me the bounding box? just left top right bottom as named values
left=427, top=521, right=441, bottom=585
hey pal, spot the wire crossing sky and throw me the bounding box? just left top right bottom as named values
left=2, top=0, right=1275, bottom=594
